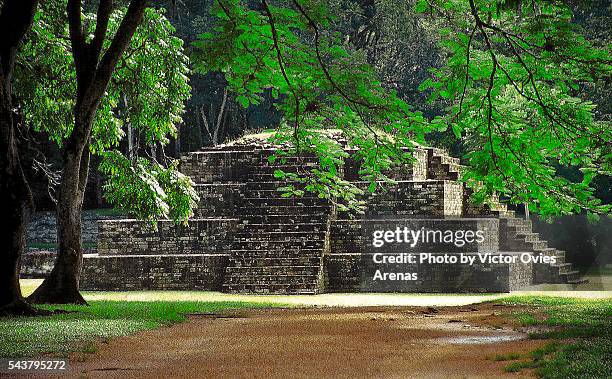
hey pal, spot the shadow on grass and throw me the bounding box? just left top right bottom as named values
left=0, top=300, right=282, bottom=358
left=495, top=296, right=611, bottom=378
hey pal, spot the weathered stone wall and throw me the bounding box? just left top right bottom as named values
left=350, top=180, right=463, bottom=218
left=179, top=150, right=259, bottom=183
left=97, top=219, right=239, bottom=256
left=444, top=181, right=463, bottom=217
left=80, top=254, right=228, bottom=290
left=27, top=210, right=120, bottom=245
left=20, top=250, right=56, bottom=278
left=194, top=184, right=245, bottom=217
left=343, top=148, right=427, bottom=181
left=324, top=252, right=531, bottom=293
left=508, top=257, right=533, bottom=290
left=324, top=218, right=532, bottom=292
left=462, top=188, right=497, bottom=218
left=330, top=218, right=500, bottom=254
left=412, top=149, right=428, bottom=181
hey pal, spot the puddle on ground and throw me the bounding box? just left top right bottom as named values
left=188, top=313, right=247, bottom=319
left=436, top=334, right=525, bottom=345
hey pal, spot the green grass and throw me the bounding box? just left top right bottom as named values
left=496, top=296, right=612, bottom=378
left=0, top=300, right=280, bottom=358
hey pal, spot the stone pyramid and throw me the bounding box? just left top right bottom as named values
left=81, top=137, right=586, bottom=293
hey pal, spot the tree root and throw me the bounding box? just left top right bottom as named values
left=0, top=298, right=52, bottom=317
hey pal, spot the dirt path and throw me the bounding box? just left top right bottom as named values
left=67, top=304, right=548, bottom=378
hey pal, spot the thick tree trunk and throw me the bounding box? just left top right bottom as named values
left=0, top=0, right=39, bottom=315
left=29, top=119, right=91, bottom=304
left=29, top=0, right=146, bottom=304
left=0, top=84, right=37, bottom=314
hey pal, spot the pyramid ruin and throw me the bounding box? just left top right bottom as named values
left=80, top=138, right=586, bottom=293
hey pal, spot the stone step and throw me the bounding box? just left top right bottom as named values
left=222, top=283, right=319, bottom=294
left=559, top=270, right=581, bottom=283
left=233, top=240, right=325, bottom=250
left=506, top=218, right=532, bottom=228
left=535, top=247, right=557, bottom=254
left=223, top=273, right=319, bottom=285
left=243, top=181, right=307, bottom=190
left=225, top=266, right=320, bottom=276
left=428, top=159, right=460, bottom=180
left=433, top=153, right=460, bottom=166
left=510, top=239, right=547, bottom=250
left=246, top=174, right=308, bottom=181
left=234, top=231, right=326, bottom=239
left=240, top=223, right=327, bottom=233
left=243, top=214, right=329, bottom=224
left=241, top=197, right=329, bottom=206
left=529, top=240, right=548, bottom=250
left=516, top=232, right=540, bottom=242
left=229, top=249, right=324, bottom=259
left=240, top=190, right=323, bottom=199
left=508, top=224, right=532, bottom=234
left=238, top=205, right=331, bottom=216
left=250, top=164, right=320, bottom=173
left=230, top=257, right=322, bottom=266
left=551, top=263, right=573, bottom=274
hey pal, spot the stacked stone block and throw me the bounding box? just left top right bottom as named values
left=77, top=140, right=585, bottom=292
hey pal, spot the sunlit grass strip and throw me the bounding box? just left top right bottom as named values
left=495, top=296, right=612, bottom=378
left=0, top=300, right=280, bottom=358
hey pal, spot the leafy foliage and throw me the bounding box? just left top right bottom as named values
left=15, top=2, right=196, bottom=223
left=193, top=0, right=430, bottom=212
left=417, top=0, right=612, bottom=217
left=194, top=0, right=611, bottom=217
left=99, top=151, right=198, bottom=224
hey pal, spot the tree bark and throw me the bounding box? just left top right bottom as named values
left=29, top=0, right=147, bottom=304
left=28, top=120, right=91, bottom=304
left=0, top=0, right=39, bottom=315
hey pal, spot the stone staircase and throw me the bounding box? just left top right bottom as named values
left=222, top=154, right=333, bottom=294
left=503, top=218, right=585, bottom=284
left=424, top=147, right=585, bottom=285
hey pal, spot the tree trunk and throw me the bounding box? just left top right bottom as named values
left=0, top=0, right=39, bottom=315
left=29, top=118, right=91, bottom=304
left=29, top=0, right=147, bottom=304
left=0, top=83, right=37, bottom=314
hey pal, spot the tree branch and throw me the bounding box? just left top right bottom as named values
left=91, top=0, right=147, bottom=104
left=90, top=0, right=114, bottom=59
left=67, top=0, right=85, bottom=68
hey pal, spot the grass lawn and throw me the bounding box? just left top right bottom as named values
left=494, top=296, right=612, bottom=378
left=1, top=281, right=284, bottom=358
left=0, top=300, right=280, bottom=358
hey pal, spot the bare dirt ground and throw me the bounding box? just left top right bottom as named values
left=64, top=303, right=549, bottom=379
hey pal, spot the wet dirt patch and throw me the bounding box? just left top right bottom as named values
left=438, top=334, right=526, bottom=345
